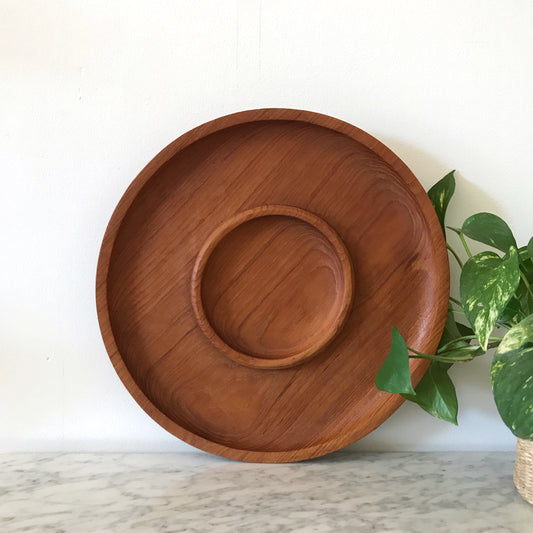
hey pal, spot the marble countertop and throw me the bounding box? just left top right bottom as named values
left=1, top=452, right=531, bottom=532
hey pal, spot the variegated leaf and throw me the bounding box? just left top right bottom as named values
left=462, top=212, right=517, bottom=253
left=491, top=314, right=533, bottom=440
left=460, top=247, right=520, bottom=350
left=427, top=171, right=455, bottom=235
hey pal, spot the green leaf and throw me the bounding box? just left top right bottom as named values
left=461, top=212, right=517, bottom=253
left=460, top=247, right=520, bottom=349
left=519, top=246, right=533, bottom=272
left=516, top=282, right=533, bottom=318
left=528, top=237, right=533, bottom=262
left=455, top=321, right=474, bottom=337
left=436, top=310, right=476, bottom=354
left=499, top=296, right=525, bottom=327
left=517, top=247, right=533, bottom=316
left=375, top=327, right=415, bottom=394
left=427, top=171, right=455, bottom=234
left=402, top=362, right=458, bottom=424
left=491, top=314, right=533, bottom=440
left=439, top=309, right=466, bottom=349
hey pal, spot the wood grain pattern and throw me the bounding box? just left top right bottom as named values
left=191, top=205, right=353, bottom=369
left=96, top=108, right=450, bottom=463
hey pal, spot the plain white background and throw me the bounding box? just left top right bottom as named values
left=1, top=0, right=532, bottom=453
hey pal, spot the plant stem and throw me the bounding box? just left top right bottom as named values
left=407, top=346, right=476, bottom=362
left=496, top=322, right=511, bottom=330
left=451, top=309, right=467, bottom=317
left=407, top=339, right=502, bottom=363
left=447, top=244, right=464, bottom=268
left=436, top=335, right=503, bottom=354
left=409, top=353, right=475, bottom=362
left=486, top=341, right=501, bottom=350
left=458, top=232, right=473, bottom=258
left=520, top=270, right=533, bottom=299
left=449, top=296, right=462, bottom=307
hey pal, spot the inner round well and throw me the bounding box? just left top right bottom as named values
left=192, top=206, right=353, bottom=368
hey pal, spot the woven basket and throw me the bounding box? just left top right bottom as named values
left=514, top=438, right=533, bottom=504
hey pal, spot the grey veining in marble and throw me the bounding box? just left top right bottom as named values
left=0, top=452, right=531, bottom=532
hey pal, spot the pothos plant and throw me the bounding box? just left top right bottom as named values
left=375, top=171, right=533, bottom=441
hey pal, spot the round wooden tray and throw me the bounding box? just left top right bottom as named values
left=96, top=109, right=449, bottom=462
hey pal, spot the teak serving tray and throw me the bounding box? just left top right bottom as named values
left=96, top=109, right=449, bottom=462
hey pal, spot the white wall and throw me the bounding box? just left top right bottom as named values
left=1, top=0, right=531, bottom=453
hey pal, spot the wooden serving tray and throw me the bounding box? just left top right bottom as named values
left=96, top=109, right=449, bottom=462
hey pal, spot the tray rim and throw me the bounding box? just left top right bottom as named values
left=96, top=108, right=449, bottom=462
